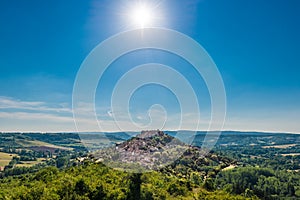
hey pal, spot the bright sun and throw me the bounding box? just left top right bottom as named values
left=130, top=4, right=154, bottom=28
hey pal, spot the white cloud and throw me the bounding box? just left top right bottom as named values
left=0, top=96, right=72, bottom=113
left=0, top=96, right=216, bottom=132
left=0, top=96, right=299, bottom=133
left=0, top=111, right=72, bottom=122
left=0, top=96, right=75, bottom=132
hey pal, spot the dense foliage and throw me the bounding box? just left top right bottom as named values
left=216, top=167, right=300, bottom=199
left=0, top=162, right=253, bottom=200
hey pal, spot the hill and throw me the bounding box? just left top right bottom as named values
left=93, top=130, right=234, bottom=177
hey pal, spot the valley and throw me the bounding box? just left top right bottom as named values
left=0, top=131, right=299, bottom=199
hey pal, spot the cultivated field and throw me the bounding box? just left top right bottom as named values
left=15, top=139, right=72, bottom=150
left=0, top=152, right=17, bottom=168
left=262, top=144, right=297, bottom=149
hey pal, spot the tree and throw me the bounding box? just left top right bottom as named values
left=90, top=185, right=106, bottom=200
left=128, top=173, right=142, bottom=200
left=203, top=178, right=215, bottom=191
left=75, top=179, right=90, bottom=196
left=56, top=156, right=68, bottom=168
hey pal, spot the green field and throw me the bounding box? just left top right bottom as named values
left=15, top=139, right=72, bottom=150
left=0, top=152, right=17, bottom=168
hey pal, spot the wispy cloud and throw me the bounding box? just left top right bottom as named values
left=0, top=96, right=75, bottom=132
left=0, top=111, right=73, bottom=122
left=0, top=96, right=216, bottom=132
left=0, top=96, right=72, bottom=113
left=1, top=96, right=299, bottom=133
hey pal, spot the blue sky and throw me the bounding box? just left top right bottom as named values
left=0, top=0, right=299, bottom=133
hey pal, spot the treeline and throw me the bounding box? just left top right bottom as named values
left=0, top=162, right=253, bottom=200
left=216, top=167, right=300, bottom=199
left=0, top=150, right=86, bottom=178
left=1, top=162, right=300, bottom=199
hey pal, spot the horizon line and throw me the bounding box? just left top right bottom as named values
left=0, top=129, right=299, bottom=135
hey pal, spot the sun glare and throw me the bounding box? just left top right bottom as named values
left=130, top=4, right=155, bottom=28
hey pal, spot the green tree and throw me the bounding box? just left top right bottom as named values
left=203, top=178, right=215, bottom=191
left=75, top=179, right=90, bottom=196
left=128, top=173, right=142, bottom=200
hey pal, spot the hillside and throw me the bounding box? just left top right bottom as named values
left=93, top=130, right=234, bottom=177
